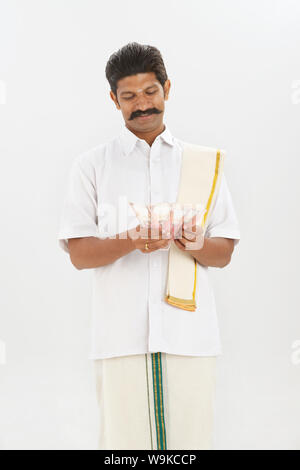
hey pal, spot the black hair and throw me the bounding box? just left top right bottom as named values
left=105, top=42, right=168, bottom=98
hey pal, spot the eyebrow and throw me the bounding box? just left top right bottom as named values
left=120, top=84, right=158, bottom=96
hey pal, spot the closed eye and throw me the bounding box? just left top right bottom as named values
left=123, top=90, right=157, bottom=100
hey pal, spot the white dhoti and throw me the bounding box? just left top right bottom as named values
left=94, top=352, right=217, bottom=450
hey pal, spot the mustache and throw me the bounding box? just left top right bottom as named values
left=129, top=108, right=162, bottom=120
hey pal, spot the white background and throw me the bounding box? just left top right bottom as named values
left=0, top=0, right=299, bottom=450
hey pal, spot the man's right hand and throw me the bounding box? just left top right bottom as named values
left=128, top=224, right=172, bottom=254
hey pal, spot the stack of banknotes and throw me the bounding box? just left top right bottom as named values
left=129, top=201, right=206, bottom=244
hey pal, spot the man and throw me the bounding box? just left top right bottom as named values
left=58, top=42, right=241, bottom=450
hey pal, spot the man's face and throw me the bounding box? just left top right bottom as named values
left=110, top=72, right=170, bottom=132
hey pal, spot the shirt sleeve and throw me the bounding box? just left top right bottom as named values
left=204, top=172, right=241, bottom=247
left=57, top=153, right=99, bottom=254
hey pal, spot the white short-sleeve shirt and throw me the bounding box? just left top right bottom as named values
left=58, top=123, right=241, bottom=359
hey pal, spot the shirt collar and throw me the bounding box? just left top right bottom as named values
left=118, top=122, right=174, bottom=157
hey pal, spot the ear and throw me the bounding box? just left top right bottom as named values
left=164, top=79, right=171, bottom=101
left=110, top=90, right=121, bottom=110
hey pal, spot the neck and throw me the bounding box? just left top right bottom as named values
left=126, top=122, right=166, bottom=147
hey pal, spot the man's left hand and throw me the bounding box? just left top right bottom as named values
left=173, top=215, right=205, bottom=251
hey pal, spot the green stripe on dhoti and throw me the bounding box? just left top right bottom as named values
left=151, top=352, right=167, bottom=449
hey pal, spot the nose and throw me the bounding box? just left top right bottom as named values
left=135, top=93, right=151, bottom=111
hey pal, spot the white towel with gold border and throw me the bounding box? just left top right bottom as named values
left=165, top=144, right=225, bottom=311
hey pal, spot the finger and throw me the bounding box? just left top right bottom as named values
left=174, top=238, right=186, bottom=250
left=159, top=238, right=172, bottom=247
left=151, top=238, right=171, bottom=248
left=177, top=236, right=187, bottom=246
left=182, top=230, right=196, bottom=242
left=145, top=238, right=171, bottom=252
left=183, top=223, right=203, bottom=241
left=140, top=242, right=154, bottom=253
